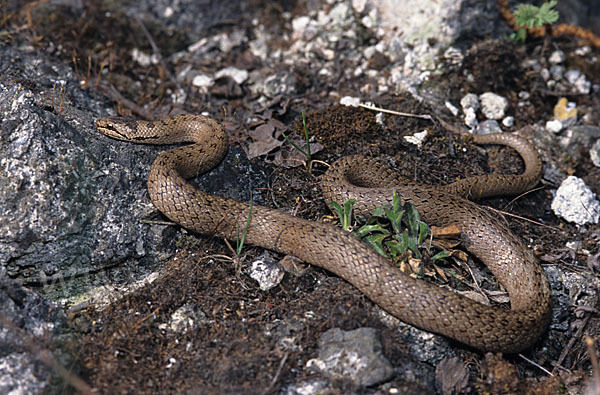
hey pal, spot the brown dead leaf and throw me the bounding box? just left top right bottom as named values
left=431, top=224, right=461, bottom=238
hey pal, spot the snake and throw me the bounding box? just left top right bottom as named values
left=96, top=113, right=552, bottom=353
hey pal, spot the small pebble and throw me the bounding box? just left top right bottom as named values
left=553, top=97, right=577, bottom=124
left=546, top=119, right=563, bottom=134
left=460, top=93, right=480, bottom=112
left=550, top=64, right=564, bottom=80
left=502, top=116, right=514, bottom=127
left=548, top=50, right=566, bottom=64
left=591, top=139, right=600, bottom=167
left=479, top=92, right=508, bottom=120
left=445, top=101, right=459, bottom=116
left=477, top=120, right=502, bottom=134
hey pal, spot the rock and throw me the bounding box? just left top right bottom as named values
left=553, top=97, right=577, bottom=124
left=591, top=139, right=600, bottom=167
left=476, top=120, right=502, bottom=134
left=404, top=130, right=428, bottom=148
left=247, top=252, right=285, bottom=291
left=166, top=304, right=209, bottom=333
left=445, top=101, right=459, bottom=116
left=502, top=116, right=514, bottom=127
left=464, top=107, right=478, bottom=128
left=460, top=93, right=480, bottom=112
left=340, top=96, right=362, bottom=107
left=557, top=125, right=600, bottom=160
left=306, top=327, right=394, bottom=387
left=0, top=273, right=68, bottom=394
left=550, top=64, right=564, bottom=80
left=551, top=176, right=600, bottom=225
left=479, top=92, right=508, bottom=120
left=215, top=66, right=248, bottom=85
left=546, top=119, right=563, bottom=134
left=191, top=73, right=214, bottom=89
left=564, top=70, right=591, bottom=94
left=0, top=43, right=267, bottom=293
left=548, top=50, right=566, bottom=64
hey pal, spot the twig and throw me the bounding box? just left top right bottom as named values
left=357, top=102, right=434, bottom=120
left=518, top=353, right=553, bottom=376
left=553, top=314, right=591, bottom=373
left=261, top=352, right=289, bottom=395
left=486, top=205, right=560, bottom=230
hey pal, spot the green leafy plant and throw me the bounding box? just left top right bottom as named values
left=511, top=0, right=559, bottom=42
left=331, top=191, right=451, bottom=267
left=329, top=199, right=355, bottom=232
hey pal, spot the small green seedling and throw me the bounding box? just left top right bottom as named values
left=332, top=191, right=449, bottom=266
left=236, top=198, right=253, bottom=256
left=282, top=111, right=313, bottom=172
left=329, top=199, right=355, bottom=232
left=511, top=0, right=559, bottom=42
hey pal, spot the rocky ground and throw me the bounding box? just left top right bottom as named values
left=1, top=0, right=600, bottom=393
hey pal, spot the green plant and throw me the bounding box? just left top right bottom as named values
left=511, top=0, right=559, bottom=42
left=282, top=111, right=314, bottom=173
left=331, top=191, right=451, bottom=267
left=236, top=198, right=253, bottom=256
left=329, top=199, right=355, bottom=232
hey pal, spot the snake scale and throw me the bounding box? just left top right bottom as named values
left=97, top=114, right=551, bottom=353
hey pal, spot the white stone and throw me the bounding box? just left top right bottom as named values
left=191, top=74, right=214, bottom=88
left=565, top=70, right=591, bottom=94
left=477, top=120, right=502, bottom=134
left=464, top=107, right=478, bottom=128
left=340, top=96, right=361, bottom=107
left=445, top=101, right=459, bottom=116
left=551, top=176, right=600, bottom=225
left=591, top=139, right=600, bottom=167
left=479, top=92, right=508, bottom=120
left=549, top=50, right=566, bottom=64
left=352, top=0, right=368, bottom=13
left=215, top=67, right=248, bottom=84
left=546, top=119, right=563, bottom=134
left=502, top=116, right=514, bottom=127
left=403, top=130, right=428, bottom=148
left=292, top=16, right=311, bottom=32
left=248, top=253, right=284, bottom=291
left=460, top=93, right=480, bottom=112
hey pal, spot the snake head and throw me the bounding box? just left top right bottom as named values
left=96, top=116, right=142, bottom=141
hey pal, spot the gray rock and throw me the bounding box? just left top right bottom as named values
left=564, top=70, right=591, bottom=94
left=551, top=176, right=600, bottom=225
left=460, top=93, right=480, bottom=112
left=558, top=125, right=600, bottom=160
left=306, top=327, right=394, bottom=387
left=247, top=251, right=285, bottom=291
left=546, top=119, right=563, bottom=134
left=591, top=139, right=600, bottom=167
left=548, top=50, right=566, bottom=64
left=166, top=303, right=209, bottom=333
left=0, top=44, right=266, bottom=296
left=0, top=272, right=68, bottom=394
left=479, top=92, right=508, bottom=120
left=476, top=120, right=502, bottom=134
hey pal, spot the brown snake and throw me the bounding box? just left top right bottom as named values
left=97, top=114, right=551, bottom=353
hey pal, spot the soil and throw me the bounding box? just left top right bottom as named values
left=4, top=0, right=600, bottom=393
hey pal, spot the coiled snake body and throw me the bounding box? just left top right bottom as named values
left=97, top=114, right=551, bottom=353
